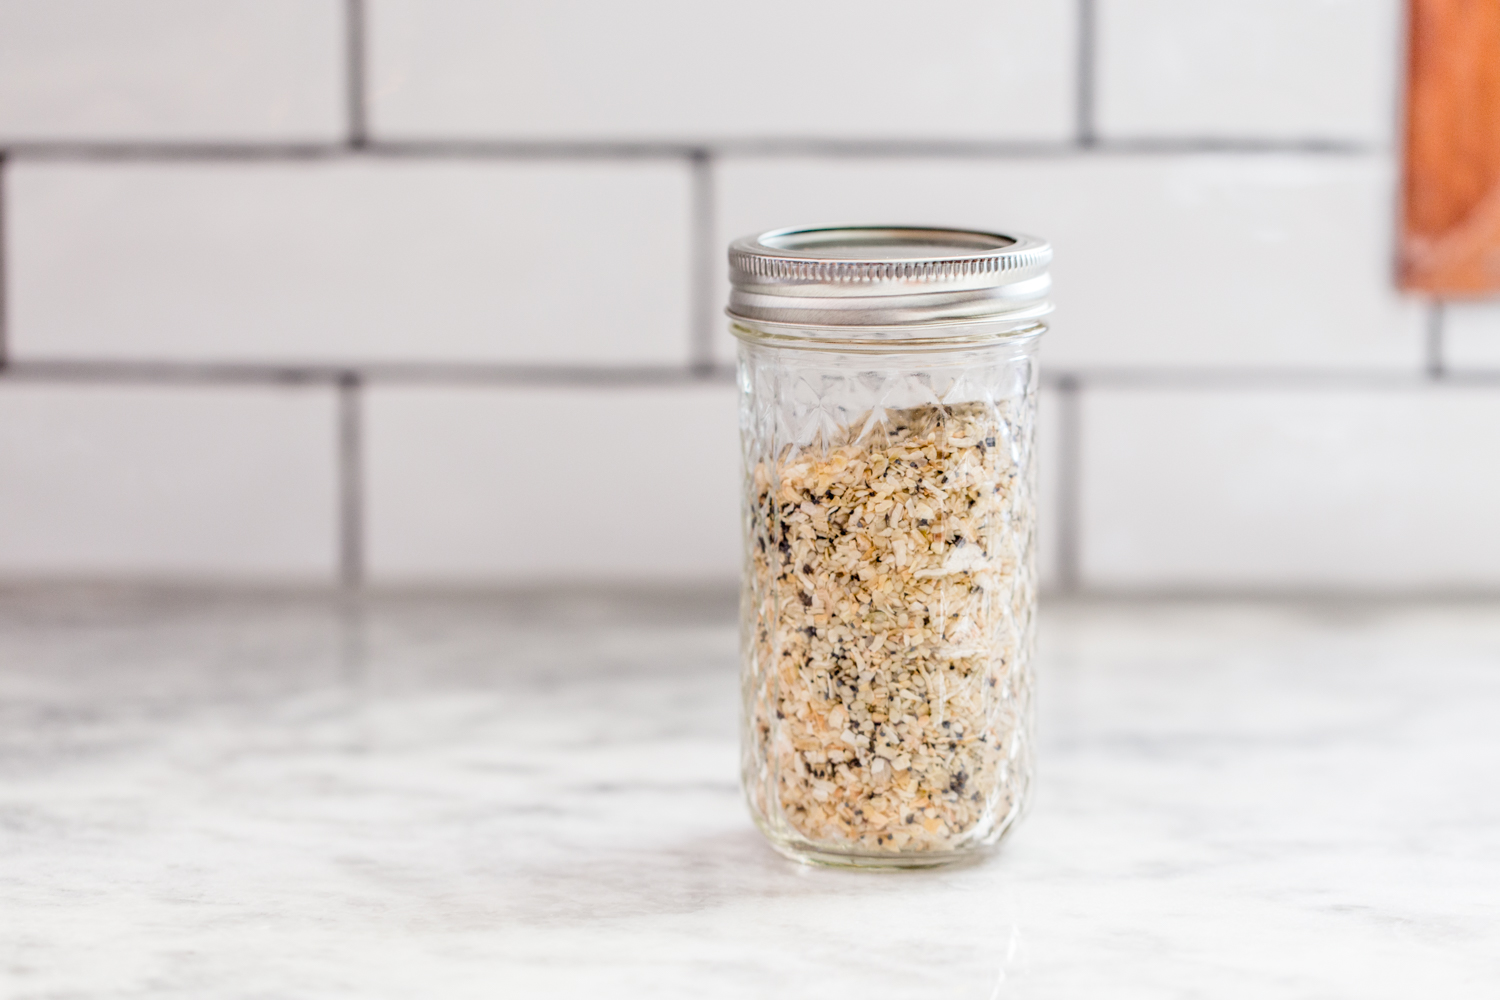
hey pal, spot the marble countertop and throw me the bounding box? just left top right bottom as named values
left=2, top=587, right=1498, bottom=998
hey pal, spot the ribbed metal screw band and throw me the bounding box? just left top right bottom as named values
left=729, top=246, right=1051, bottom=284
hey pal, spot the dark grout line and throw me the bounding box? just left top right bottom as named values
left=1426, top=300, right=1446, bottom=379
left=1, top=360, right=344, bottom=385
left=0, top=141, right=699, bottom=163
left=0, top=153, right=7, bottom=371
left=0, top=359, right=740, bottom=387
left=2, top=142, right=351, bottom=162
left=347, top=362, right=739, bottom=386
left=709, top=139, right=1078, bottom=158
left=337, top=373, right=365, bottom=589
left=0, top=137, right=1386, bottom=163
left=346, top=0, right=368, bottom=148
left=365, top=139, right=702, bottom=160
left=1044, top=586, right=1500, bottom=604
left=1052, top=374, right=1082, bottom=594
left=3, top=143, right=352, bottom=162
left=1082, top=136, right=1382, bottom=155
left=363, top=137, right=1383, bottom=158
left=688, top=149, right=718, bottom=373
left=1040, top=365, right=1500, bottom=389
left=1076, top=0, right=1097, bottom=147
left=7, top=359, right=1500, bottom=389
left=352, top=361, right=739, bottom=386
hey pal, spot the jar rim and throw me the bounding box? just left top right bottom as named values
left=728, top=225, right=1052, bottom=327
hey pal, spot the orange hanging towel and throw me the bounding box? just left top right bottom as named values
left=1401, top=0, right=1500, bottom=293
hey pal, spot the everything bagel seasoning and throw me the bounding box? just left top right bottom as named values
left=744, top=401, right=1035, bottom=854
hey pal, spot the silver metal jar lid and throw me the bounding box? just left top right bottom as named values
left=727, top=225, right=1052, bottom=327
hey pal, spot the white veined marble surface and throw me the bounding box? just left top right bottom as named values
left=1, top=588, right=1498, bottom=998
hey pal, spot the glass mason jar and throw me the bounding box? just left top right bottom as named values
left=730, top=226, right=1050, bottom=868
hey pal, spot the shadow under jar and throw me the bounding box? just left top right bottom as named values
left=731, top=226, right=1051, bottom=868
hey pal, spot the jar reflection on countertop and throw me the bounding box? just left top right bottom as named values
left=729, top=226, right=1050, bottom=868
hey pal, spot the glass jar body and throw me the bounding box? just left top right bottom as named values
left=737, top=320, right=1042, bottom=868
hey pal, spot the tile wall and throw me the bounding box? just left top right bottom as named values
left=1, top=0, right=1494, bottom=592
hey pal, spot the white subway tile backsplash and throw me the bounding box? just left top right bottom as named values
left=1095, top=0, right=1400, bottom=144
left=0, top=383, right=337, bottom=580
left=0, top=0, right=1487, bottom=596
left=0, top=0, right=344, bottom=143
left=8, top=160, right=693, bottom=366
left=1443, top=303, right=1500, bottom=371
left=365, top=384, right=740, bottom=582
left=1078, top=386, right=1500, bottom=590
left=367, top=0, right=1075, bottom=142
left=715, top=155, right=1423, bottom=370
